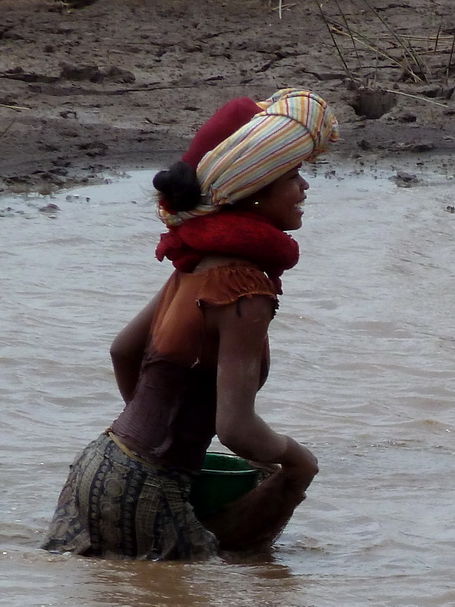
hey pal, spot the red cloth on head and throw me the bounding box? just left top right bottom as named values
left=181, top=97, right=262, bottom=169
left=155, top=211, right=299, bottom=294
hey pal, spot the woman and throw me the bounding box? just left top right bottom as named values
left=42, top=88, right=339, bottom=560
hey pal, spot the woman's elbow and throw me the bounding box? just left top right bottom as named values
left=110, top=331, right=135, bottom=360
left=109, top=342, right=136, bottom=368
left=109, top=341, right=123, bottom=362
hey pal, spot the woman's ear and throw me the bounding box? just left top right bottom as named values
left=232, top=194, right=259, bottom=212
left=241, top=185, right=270, bottom=210
left=232, top=181, right=273, bottom=213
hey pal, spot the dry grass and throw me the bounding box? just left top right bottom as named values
left=313, top=0, right=455, bottom=88
left=308, top=0, right=455, bottom=117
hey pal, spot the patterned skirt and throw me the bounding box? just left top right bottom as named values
left=41, top=433, right=218, bottom=561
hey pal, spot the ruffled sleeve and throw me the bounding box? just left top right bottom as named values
left=197, top=262, right=278, bottom=308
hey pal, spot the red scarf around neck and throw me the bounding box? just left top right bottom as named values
left=155, top=211, right=299, bottom=294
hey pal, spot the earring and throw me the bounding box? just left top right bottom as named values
left=253, top=201, right=260, bottom=206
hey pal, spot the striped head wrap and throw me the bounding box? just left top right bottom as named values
left=158, top=89, right=338, bottom=227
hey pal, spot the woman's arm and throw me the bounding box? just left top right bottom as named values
left=207, top=295, right=318, bottom=494
left=110, top=287, right=164, bottom=404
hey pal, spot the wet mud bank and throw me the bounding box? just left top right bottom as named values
left=1, top=0, right=455, bottom=195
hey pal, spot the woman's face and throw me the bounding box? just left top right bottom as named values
left=255, top=167, right=309, bottom=231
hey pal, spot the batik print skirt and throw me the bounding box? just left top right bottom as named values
left=41, top=433, right=218, bottom=560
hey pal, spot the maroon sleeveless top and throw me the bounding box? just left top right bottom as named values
left=111, top=261, right=277, bottom=470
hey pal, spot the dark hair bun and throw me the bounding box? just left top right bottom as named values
left=153, top=161, right=201, bottom=213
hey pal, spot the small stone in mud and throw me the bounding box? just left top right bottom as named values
left=65, top=0, right=99, bottom=8
left=59, top=128, right=80, bottom=138
left=358, top=139, right=372, bottom=151
left=0, top=95, right=18, bottom=106
left=0, top=207, right=14, bottom=218
left=78, top=141, right=109, bottom=157
left=398, top=112, right=417, bottom=123
left=105, top=66, right=135, bottom=84
left=60, top=63, right=104, bottom=83
left=52, top=157, right=71, bottom=168
left=4, top=175, right=33, bottom=186
left=49, top=167, right=68, bottom=177
left=60, top=110, right=78, bottom=119
left=392, top=171, right=420, bottom=188
left=37, top=172, right=65, bottom=186
left=40, top=143, right=60, bottom=152
left=39, top=203, right=60, bottom=213
left=410, top=143, right=435, bottom=153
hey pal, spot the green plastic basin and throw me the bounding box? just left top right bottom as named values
left=190, top=452, right=259, bottom=519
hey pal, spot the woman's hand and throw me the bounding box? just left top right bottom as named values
left=279, top=437, right=319, bottom=499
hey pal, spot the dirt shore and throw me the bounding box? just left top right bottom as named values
left=1, top=0, right=455, bottom=195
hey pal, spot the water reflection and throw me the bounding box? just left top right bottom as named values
left=89, top=558, right=300, bottom=607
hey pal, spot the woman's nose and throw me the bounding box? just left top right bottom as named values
left=300, top=176, right=310, bottom=191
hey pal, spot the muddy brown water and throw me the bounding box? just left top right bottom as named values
left=1, top=163, right=455, bottom=607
